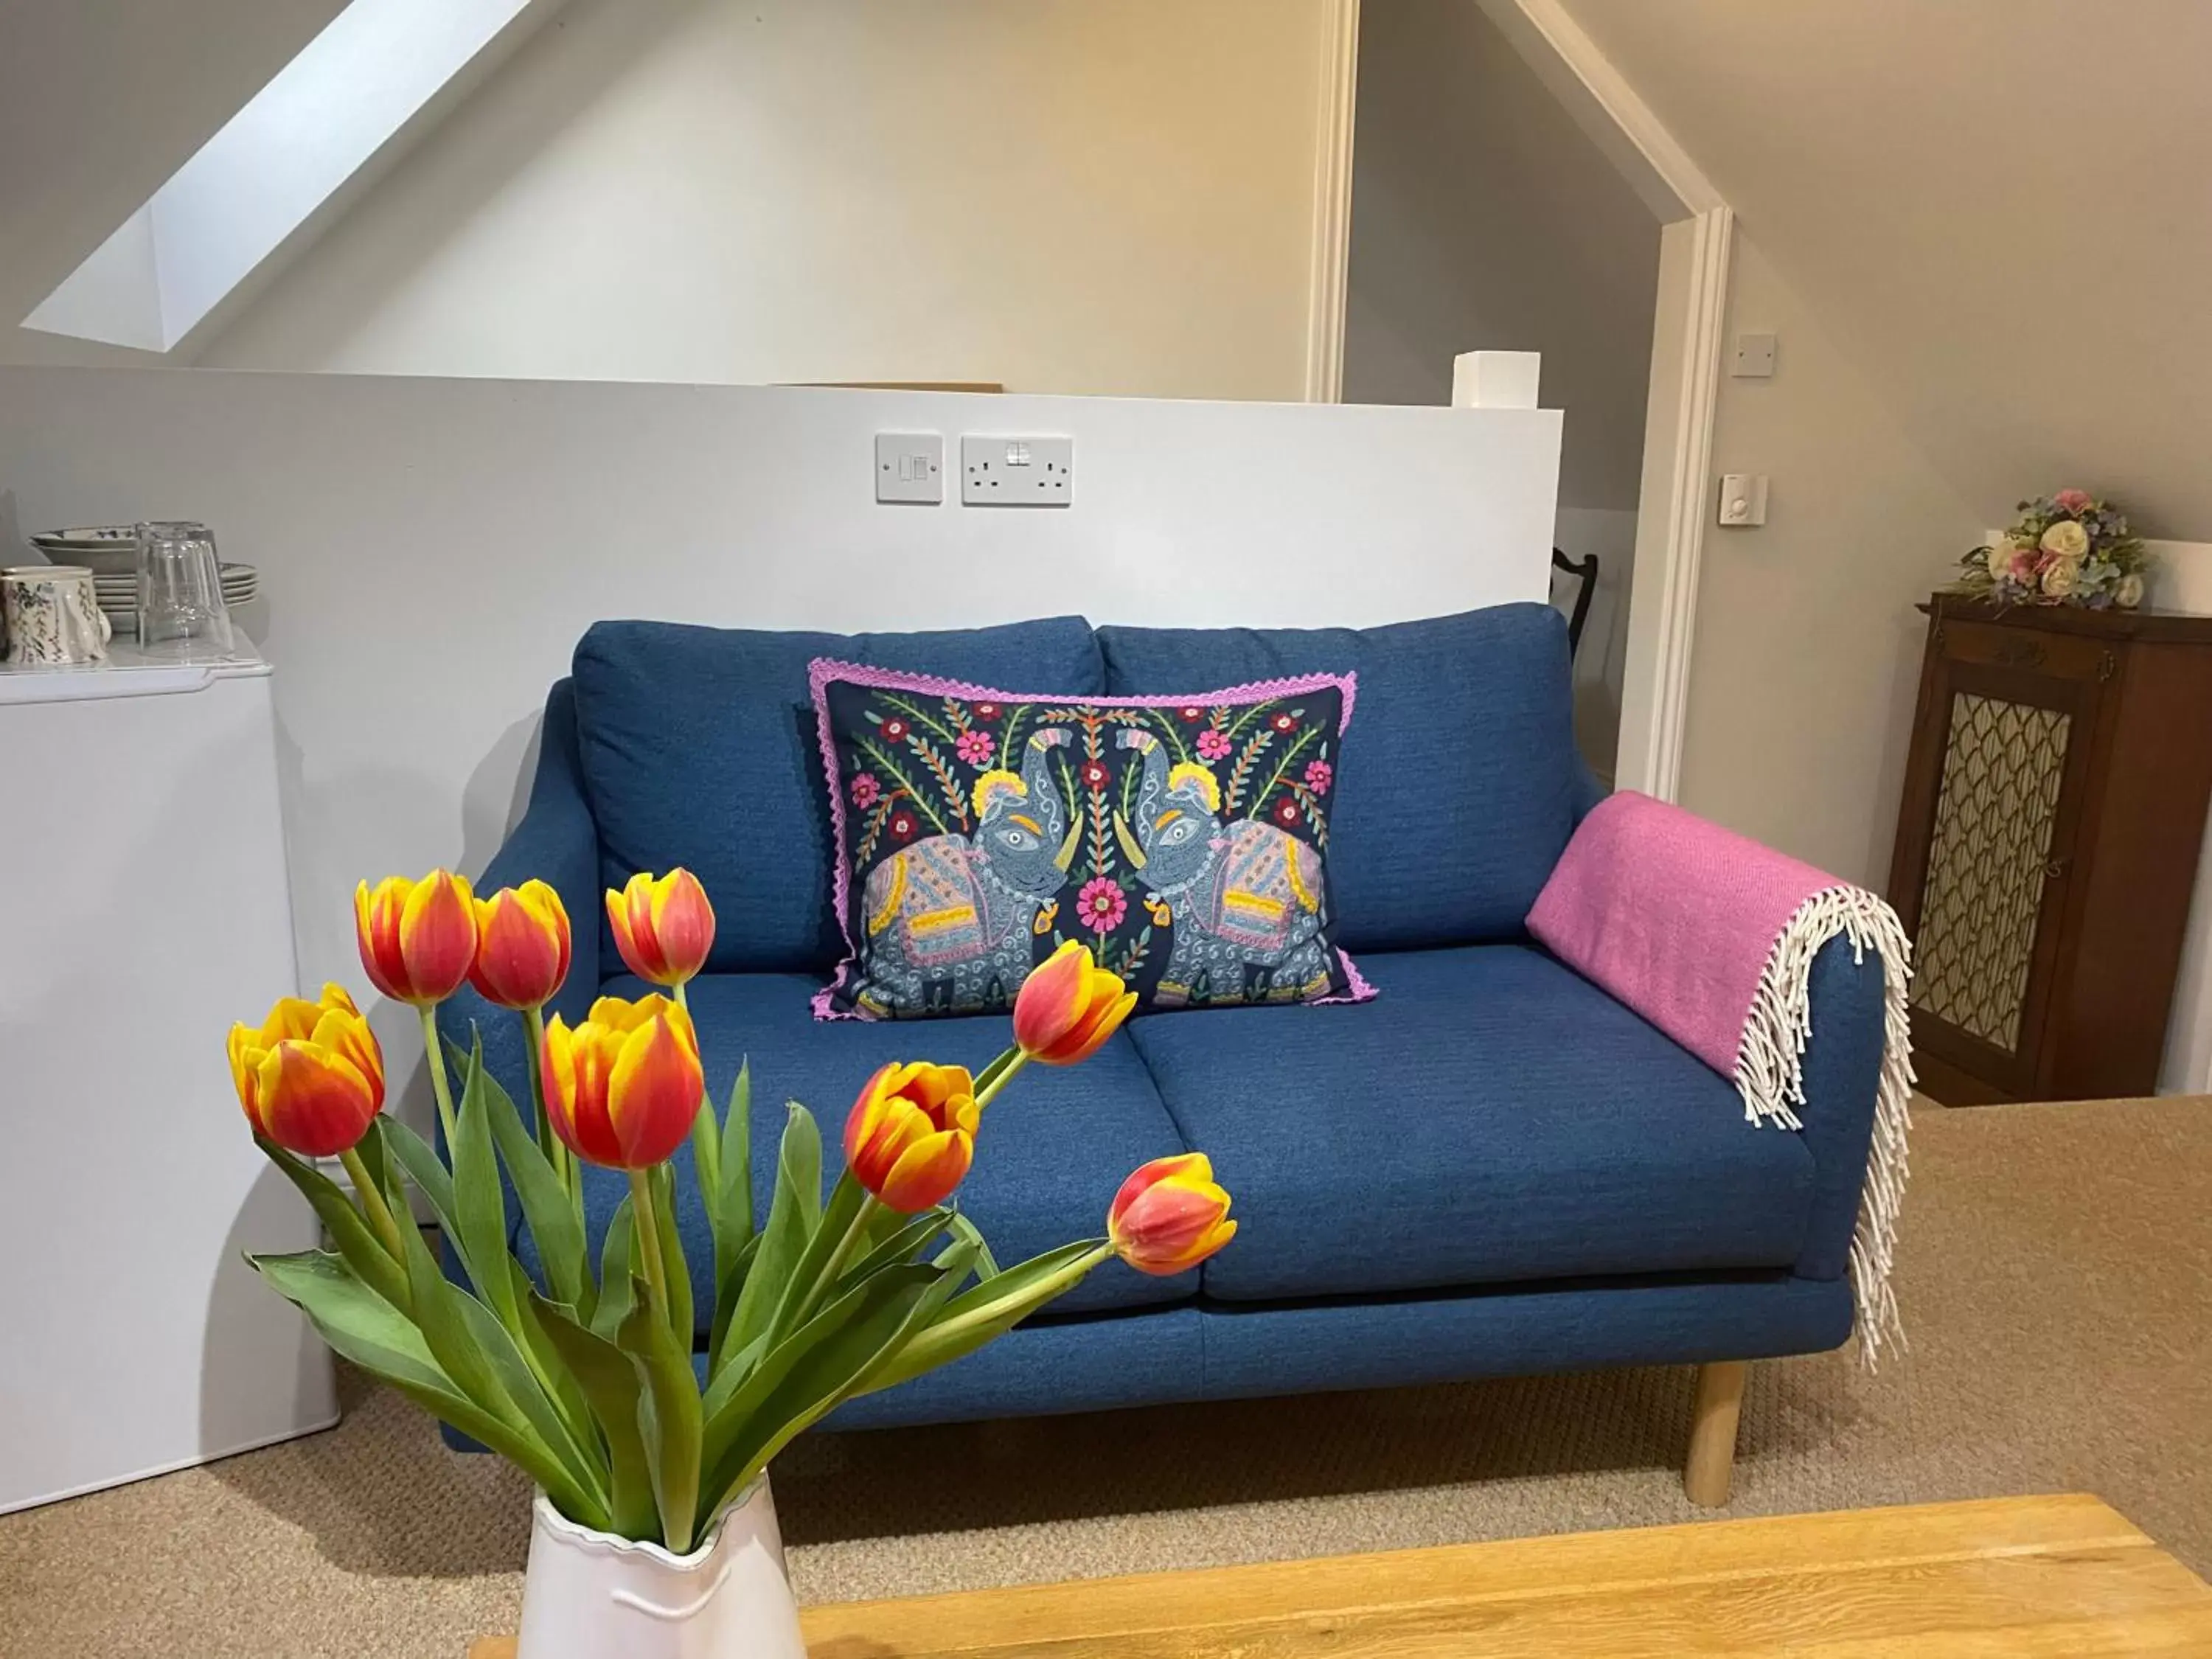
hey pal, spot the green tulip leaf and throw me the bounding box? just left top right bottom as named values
left=250, top=1249, right=601, bottom=1525
left=616, top=1271, right=703, bottom=1554
left=649, top=1161, right=694, bottom=1352
left=479, top=1051, right=589, bottom=1314
left=706, top=1231, right=762, bottom=1381
left=378, top=1114, right=458, bottom=1237
left=253, top=1135, right=408, bottom=1309
left=392, top=1215, right=608, bottom=1519
left=723, top=1104, right=821, bottom=1369
left=591, top=1194, right=638, bottom=1343
left=944, top=1209, right=1001, bottom=1283
left=528, top=1288, right=657, bottom=1540
left=862, top=1239, right=1109, bottom=1396
left=764, top=1171, right=868, bottom=1346
left=698, top=1245, right=974, bottom=1526
left=709, top=1060, right=754, bottom=1326
left=832, top=1206, right=953, bottom=1298
left=449, top=1036, right=520, bottom=1333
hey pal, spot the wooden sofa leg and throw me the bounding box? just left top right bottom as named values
left=1683, top=1360, right=1748, bottom=1508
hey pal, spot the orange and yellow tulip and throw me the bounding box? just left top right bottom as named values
left=468, top=880, right=571, bottom=1010
left=355, top=870, right=478, bottom=1006
left=541, top=994, right=703, bottom=1169
left=1107, top=1152, right=1237, bottom=1276
left=226, top=984, right=386, bottom=1157
left=606, top=869, right=715, bottom=988
left=1012, top=941, right=1135, bottom=1065
left=842, top=1061, right=978, bottom=1211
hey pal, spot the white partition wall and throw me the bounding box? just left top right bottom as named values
left=0, top=366, right=1561, bottom=1006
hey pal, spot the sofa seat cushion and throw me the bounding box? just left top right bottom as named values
left=1098, top=605, right=1577, bottom=951
left=571, top=616, right=1103, bottom=974
left=1125, top=945, right=1816, bottom=1303
left=520, top=969, right=1200, bottom=1332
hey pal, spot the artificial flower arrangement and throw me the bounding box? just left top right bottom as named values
left=227, top=866, right=1234, bottom=1588
left=1950, top=488, right=2151, bottom=609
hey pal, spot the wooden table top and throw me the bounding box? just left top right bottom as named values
left=473, top=1492, right=2212, bottom=1657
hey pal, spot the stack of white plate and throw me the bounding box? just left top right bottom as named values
left=29, top=528, right=259, bottom=635
left=89, top=564, right=260, bottom=635
left=29, top=526, right=139, bottom=574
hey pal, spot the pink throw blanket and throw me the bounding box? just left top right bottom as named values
left=1527, top=791, right=1913, bottom=1365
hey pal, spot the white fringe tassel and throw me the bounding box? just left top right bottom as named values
left=1733, top=886, right=1916, bottom=1369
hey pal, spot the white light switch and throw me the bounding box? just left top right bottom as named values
left=875, top=432, right=943, bottom=504
left=1718, top=473, right=1769, bottom=526
left=961, top=434, right=1073, bottom=506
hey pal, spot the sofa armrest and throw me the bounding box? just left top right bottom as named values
left=436, top=678, right=602, bottom=1118
left=1790, top=934, right=1890, bottom=1283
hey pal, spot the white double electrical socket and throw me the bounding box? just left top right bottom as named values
left=961, top=435, right=1072, bottom=506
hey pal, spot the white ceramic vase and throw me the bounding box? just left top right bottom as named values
left=515, top=1478, right=806, bottom=1659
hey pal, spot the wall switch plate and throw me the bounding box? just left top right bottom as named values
left=1718, top=473, right=1769, bottom=526
left=875, top=432, right=943, bottom=504
left=1731, top=333, right=1777, bottom=378
left=961, top=435, right=1072, bottom=506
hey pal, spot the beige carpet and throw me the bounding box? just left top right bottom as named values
left=4, top=1096, right=2207, bottom=1657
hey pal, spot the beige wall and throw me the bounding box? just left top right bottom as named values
left=195, top=0, right=1329, bottom=397
left=1565, top=0, right=2212, bottom=542
left=1343, top=0, right=1658, bottom=510
left=1677, top=236, right=1984, bottom=888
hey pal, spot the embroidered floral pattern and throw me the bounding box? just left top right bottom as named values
left=1077, top=877, right=1127, bottom=934
left=810, top=663, right=1371, bottom=1021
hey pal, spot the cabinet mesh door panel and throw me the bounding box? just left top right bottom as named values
left=1910, top=692, right=2071, bottom=1053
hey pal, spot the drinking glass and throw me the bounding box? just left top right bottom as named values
left=135, top=521, right=234, bottom=656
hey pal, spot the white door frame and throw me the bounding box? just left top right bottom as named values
left=1307, top=0, right=1734, bottom=804
left=1304, top=0, right=1360, bottom=405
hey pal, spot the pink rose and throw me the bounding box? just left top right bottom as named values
left=2053, top=489, right=2092, bottom=513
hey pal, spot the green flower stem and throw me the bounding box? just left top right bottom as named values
left=973, top=1048, right=1029, bottom=1112
left=673, top=981, right=721, bottom=1201
left=628, top=1167, right=674, bottom=1329
left=419, top=1004, right=459, bottom=1152
left=338, top=1144, right=410, bottom=1265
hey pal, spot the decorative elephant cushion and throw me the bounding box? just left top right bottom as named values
left=808, top=658, right=1374, bottom=1020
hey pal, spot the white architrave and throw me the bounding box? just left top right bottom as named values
left=1303, top=0, right=1361, bottom=403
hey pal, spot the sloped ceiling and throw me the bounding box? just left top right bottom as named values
left=0, top=0, right=349, bottom=363
left=1564, top=0, right=2212, bottom=540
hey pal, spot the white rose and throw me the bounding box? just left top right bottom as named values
left=1983, top=540, right=2022, bottom=583
left=2041, top=555, right=2081, bottom=599
left=2039, top=519, right=2090, bottom=559
left=2116, top=572, right=2146, bottom=609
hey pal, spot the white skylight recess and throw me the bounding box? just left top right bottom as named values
left=23, top=0, right=540, bottom=352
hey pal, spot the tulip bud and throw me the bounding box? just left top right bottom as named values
left=469, top=880, right=572, bottom=1010
left=606, top=869, right=716, bottom=988
left=1107, top=1152, right=1236, bottom=1276
left=843, top=1060, right=978, bottom=1211
left=1012, top=940, right=1136, bottom=1065
left=541, top=994, right=703, bottom=1169
left=227, top=984, right=386, bottom=1157
left=355, top=870, right=478, bottom=1006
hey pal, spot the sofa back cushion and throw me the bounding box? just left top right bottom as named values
left=1098, top=603, right=1576, bottom=950
left=571, top=616, right=1103, bottom=973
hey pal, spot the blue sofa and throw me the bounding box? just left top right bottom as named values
left=442, top=602, right=1887, bottom=1494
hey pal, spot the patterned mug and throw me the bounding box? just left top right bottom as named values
left=1, top=566, right=112, bottom=666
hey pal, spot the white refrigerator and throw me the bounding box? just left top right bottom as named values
left=0, top=647, right=338, bottom=1512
